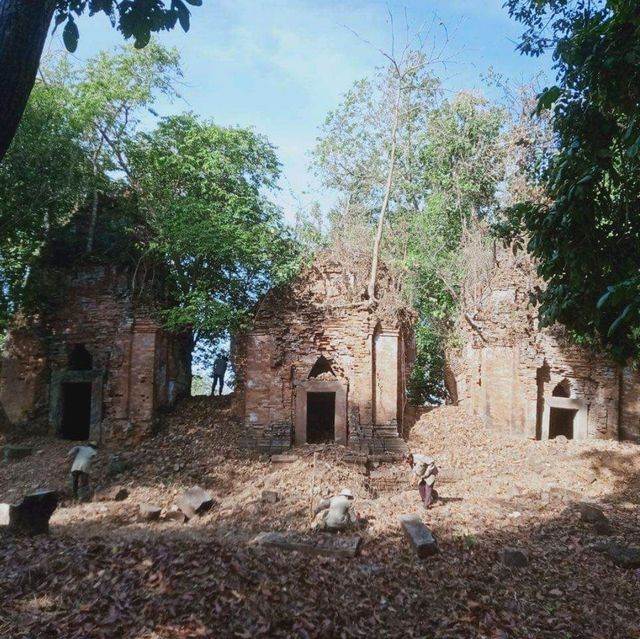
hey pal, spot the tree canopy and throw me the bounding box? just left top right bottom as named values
left=0, top=44, right=299, bottom=343
left=313, top=53, right=507, bottom=402
left=0, top=0, right=204, bottom=160
left=130, top=113, right=299, bottom=340
left=502, top=0, right=640, bottom=361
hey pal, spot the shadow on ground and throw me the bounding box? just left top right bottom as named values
left=1, top=400, right=639, bottom=639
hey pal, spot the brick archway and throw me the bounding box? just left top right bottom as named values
left=541, top=395, right=588, bottom=440
left=294, top=379, right=348, bottom=446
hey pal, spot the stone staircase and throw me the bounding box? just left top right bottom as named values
left=347, top=422, right=408, bottom=462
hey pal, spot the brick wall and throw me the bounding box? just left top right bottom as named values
left=0, top=265, right=190, bottom=446
left=450, top=245, right=640, bottom=441
left=237, top=261, right=413, bottom=455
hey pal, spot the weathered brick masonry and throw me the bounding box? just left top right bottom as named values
left=450, top=246, right=640, bottom=442
left=236, top=260, right=415, bottom=455
left=0, top=265, right=190, bottom=446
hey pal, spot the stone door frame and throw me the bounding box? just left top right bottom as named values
left=540, top=396, right=588, bottom=440
left=295, top=379, right=348, bottom=446
left=49, top=369, right=105, bottom=442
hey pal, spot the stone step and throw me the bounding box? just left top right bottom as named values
left=271, top=454, right=298, bottom=463
left=2, top=446, right=33, bottom=463
left=0, top=490, right=58, bottom=536
left=399, top=514, right=439, bottom=558
left=252, top=531, right=362, bottom=558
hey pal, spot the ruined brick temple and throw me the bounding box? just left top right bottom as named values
left=0, top=265, right=191, bottom=446
left=451, top=245, right=640, bottom=442
left=237, top=259, right=415, bottom=455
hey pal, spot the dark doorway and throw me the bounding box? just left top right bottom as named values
left=549, top=407, right=576, bottom=440
left=307, top=392, right=335, bottom=443
left=68, top=344, right=92, bottom=371
left=61, top=382, right=92, bottom=440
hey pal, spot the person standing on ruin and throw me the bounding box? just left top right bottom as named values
left=211, top=354, right=228, bottom=396
left=404, top=451, right=438, bottom=509
left=67, top=443, right=98, bottom=500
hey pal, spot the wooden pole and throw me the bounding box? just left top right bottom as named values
left=309, top=452, right=317, bottom=521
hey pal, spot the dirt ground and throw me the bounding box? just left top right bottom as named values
left=1, top=397, right=639, bottom=639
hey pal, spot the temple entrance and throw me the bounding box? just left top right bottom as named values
left=295, top=378, right=347, bottom=445
left=306, top=392, right=336, bottom=443
left=549, top=407, right=576, bottom=440
left=60, top=382, right=92, bottom=440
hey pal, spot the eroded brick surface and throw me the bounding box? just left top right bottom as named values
left=236, top=261, right=414, bottom=455
left=450, top=246, right=640, bottom=442
left=0, top=265, right=191, bottom=446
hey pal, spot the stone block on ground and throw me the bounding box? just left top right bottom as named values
left=577, top=502, right=609, bottom=525
left=176, top=486, right=214, bottom=519
left=108, top=455, right=129, bottom=477
left=604, top=544, right=640, bottom=569
left=399, top=514, right=439, bottom=558
left=576, top=469, right=598, bottom=484
left=3, top=446, right=33, bottom=463
left=164, top=507, right=187, bottom=524
left=139, top=504, right=162, bottom=522
left=270, top=454, right=298, bottom=463
left=436, top=469, right=465, bottom=484
left=593, top=520, right=614, bottom=535
left=502, top=547, right=529, bottom=568
left=3, top=490, right=58, bottom=536
left=95, top=486, right=129, bottom=502
left=343, top=453, right=368, bottom=465
left=549, top=486, right=582, bottom=503
left=261, top=490, right=279, bottom=504
left=253, top=531, right=362, bottom=558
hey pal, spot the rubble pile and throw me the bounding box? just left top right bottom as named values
left=0, top=400, right=639, bottom=638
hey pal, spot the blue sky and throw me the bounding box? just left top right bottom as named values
left=45, top=0, right=552, bottom=224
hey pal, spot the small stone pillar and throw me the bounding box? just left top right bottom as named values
left=128, top=320, right=158, bottom=426
left=374, top=330, right=400, bottom=426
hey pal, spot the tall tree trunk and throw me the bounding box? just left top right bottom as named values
left=366, top=82, right=401, bottom=303
left=85, top=152, right=102, bottom=254
left=0, top=0, right=56, bottom=161
left=85, top=185, right=99, bottom=254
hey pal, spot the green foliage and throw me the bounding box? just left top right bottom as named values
left=314, top=60, right=506, bottom=402
left=408, top=323, right=447, bottom=404
left=403, top=95, right=504, bottom=402
left=0, top=44, right=182, bottom=327
left=75, top=41, right=182, bottom=130
left=0, top=79, right=90, bottom=327
left=503, top=0, right=640, bottom=361
left=53, top=0, right=204, bottom=51
left=313, top=57, right=440, bottom=215
left=190, top=374, right=212, bottom=396
left=130, top=113, right=300, bottom=339
left=294, top=203, right=329, bottom=260
left=0, top=44, right=300, bottom=345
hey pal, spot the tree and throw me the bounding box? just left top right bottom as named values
left=0, top=78, right=90, bottom=328
left=0, top=45, right=300, bottom=350
left=503, top=0, right=640, bottom=361
left=0, top=43, right=181, bottom=327
left=68, top=42, right=182, bottom=251
left=314, top=46, right=441, bottom=304
left=0, top=0, right=202, bottom=161
left=313, top=54, right=506, bottom=402
left=403, top=92, right=506, bottom=402
left=129, top=113, right=300, bottom=342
